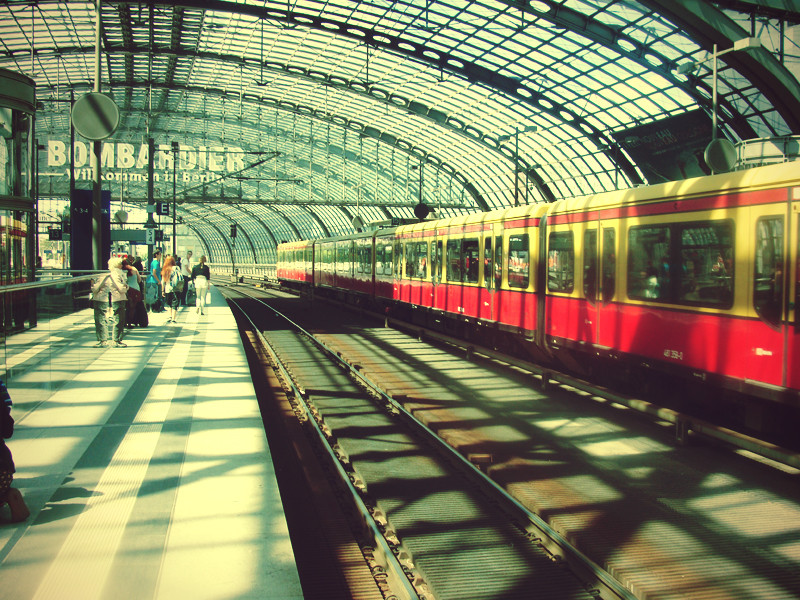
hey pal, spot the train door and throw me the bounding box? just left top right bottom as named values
left=582, top=226, right=599, bottom=345
left=432, top=234, right=444, bottom=310
left=494, top=230, right=503, bottom=323
left=597, top=226, right=617, bottom=348
left=788, top=204, right=800, bottom=392
left=478, top=230, right=495, bottom=321
left=750, top=214, right=785, bottom=387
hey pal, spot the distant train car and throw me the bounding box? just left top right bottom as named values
left=277, top=161, right=800, bottom=419
left=276, top=239, right=313, bottom=290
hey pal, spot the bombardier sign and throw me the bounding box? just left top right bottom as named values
left=45, top=140, right=247, bottom=184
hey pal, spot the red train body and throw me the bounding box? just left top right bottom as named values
left=277, top=163, right=800, bottom=413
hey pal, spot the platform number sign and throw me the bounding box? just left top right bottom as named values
left=48, top=227, right=63, bottom=241
left=146, top=228, right=156, bottom=245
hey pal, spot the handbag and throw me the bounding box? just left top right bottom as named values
left=205, top=291, right=212, bottom=304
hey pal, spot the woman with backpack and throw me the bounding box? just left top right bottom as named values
left=161, top=255, right=183, bottom=324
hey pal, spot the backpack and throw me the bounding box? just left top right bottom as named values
left=145, top=280, right=159, bottom=304
left=172, top=268, right=185, bottom=292
left=1, top=383, right=13, bottom=439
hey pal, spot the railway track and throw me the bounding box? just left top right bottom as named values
left=223, top=285, right=629, bottom=600
left=222, top=283, right=800, bottom=600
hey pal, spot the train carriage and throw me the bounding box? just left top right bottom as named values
left=494, top=205, right=549, bottom=337
left=276, top=239, right=313, bottom=288
left=352, top=233, right=374, bottom=296
left=395, top=220, right=435, bottom=309
left=543, top=161, right=800, bottom=403
left=373, top=228, right=396, bottom=301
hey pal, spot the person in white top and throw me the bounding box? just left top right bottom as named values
left=191, top=255, right=211, bottom=315
left=180, top=250, right=193, bottom=305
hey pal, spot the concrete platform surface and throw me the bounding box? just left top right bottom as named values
left=0, top=287, right=302, bottom=600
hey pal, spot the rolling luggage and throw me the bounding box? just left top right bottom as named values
left=185, top=282, right=196, bottom=305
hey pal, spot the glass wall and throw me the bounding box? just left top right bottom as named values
left=0, top=68, right=37, bottom=351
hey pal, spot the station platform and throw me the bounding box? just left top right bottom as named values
left=0, top=287, right=303, bottom=600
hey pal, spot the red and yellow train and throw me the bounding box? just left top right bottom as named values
left=278, top=162, right=800, bottom=430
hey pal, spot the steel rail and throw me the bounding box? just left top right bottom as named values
left=380, top=315, right=800, bottom=472
left=227, top=284, right=637, bottom=600
left=223, top=290, right=422, bottom=600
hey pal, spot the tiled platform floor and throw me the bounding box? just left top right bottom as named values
left=0, top=287, right=302, bottom=600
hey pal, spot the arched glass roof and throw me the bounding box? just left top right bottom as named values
left=2, top=0, right=799, bottom=263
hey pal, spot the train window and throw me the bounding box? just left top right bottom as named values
left=384, top=244, right=393, bottom=276
left=753, top=217, right=784, bottom=327
left=494, top=236, right=503, bottom=289
left=375, top=244, right=385, bottom=275
left=394, top=242, right=403, bottom=278
left=628, top=221, right=734, bottom=307
left=484, top=237, right=492, bottom=288
left=435, top=240, right=443, bottom=282
left=627, top=226, right=670, bottom=301
left=357, top=244, right=370, bottom=274
left=464, top=239, right=480, bottom=284
left=583, top=230, right=597, bottom=303
left=678, top=221, right=734, bottom=307
left=337, top=242, right=354, bottom=276
left=405, top=242, right=428, bottom=279
left=509, top=234, right=530, bottom=289
left=602, top=228, right=616, bottom=302
left=447, top=239, right=462, bottom=282
left=547, top=232, right=572, bottom=292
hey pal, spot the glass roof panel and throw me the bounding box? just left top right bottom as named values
left=0, top=0, right=793, bottom=255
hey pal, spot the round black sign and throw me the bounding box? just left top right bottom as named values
left=71, top=92, right=120, bottom=140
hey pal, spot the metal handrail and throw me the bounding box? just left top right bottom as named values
left=0, top=273, right=101, bottom=295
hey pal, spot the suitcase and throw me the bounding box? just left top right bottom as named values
left=133, top=300, right=149, bottom=327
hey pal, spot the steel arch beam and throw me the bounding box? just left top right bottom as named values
left=68, top=77, right=496, bottom=208
left=181, top=207, right=229, bottom=263
left=106, top=0, right=640, bottom=183
left=190, top=204, right=259, bottom=263
left=235, top=205, right=283, bottom=262
left=180, top=219, right=212, bottom=259
left=643, top=0, right=800, bottom=133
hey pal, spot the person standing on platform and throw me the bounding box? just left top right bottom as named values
left=161, top=255, right=181, bottom=323
left=191, top=255, right=211, bottom=315
left=180, top=250, right=193, bottom=305
left=146, top=249, right=162, bottom=312
left=123, top=259, right=143, bottom=328
left=91, top=257, right=129, bottom=348
left=0, top=378, right=29, bottom=522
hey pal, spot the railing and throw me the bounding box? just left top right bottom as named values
left=207, top=263, right=276, bottom=283
left=0, top=270, right=104, bottom=384
left=735, top=135, right=800, bottom=169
